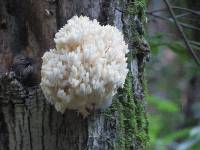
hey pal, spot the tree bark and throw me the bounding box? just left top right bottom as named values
left=0, top=0, right=149, bottom=150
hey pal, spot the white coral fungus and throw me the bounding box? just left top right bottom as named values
left=40, top=16, right=129, bottom=116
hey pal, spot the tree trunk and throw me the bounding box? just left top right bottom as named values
left=0, top=0, right=149, bottom=150
left=181, top=0, right=200, bottom=127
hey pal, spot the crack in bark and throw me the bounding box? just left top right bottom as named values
left=27, top=111, right=33, bottom=150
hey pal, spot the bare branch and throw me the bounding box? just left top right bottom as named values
left=190, top=41, right=200, bottom=47
left=180, top=22, right=200, bottom=32
left=147, top=6, right=200, bottom=19
left=176, top=12, right=191, bottom=19
left=163, top=0, right=200, bottom=66
left=115, top=7, right=125, bottom=13
left=171, top=6, right=200, bottom=16
left=147, top=13, right=200, bottom=32
left=147, top=8, right=167, bottom=13
left=190, top=43, right=200, bottom=51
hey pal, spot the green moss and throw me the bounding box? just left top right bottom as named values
left=106, top=72, right=149, bottom=149
left=105, top=0, right=149, bottom=149
left=127, top=0, right=147, bottom=21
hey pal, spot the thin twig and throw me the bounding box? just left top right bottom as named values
left=163, top=0, right=200, bottom=66
left=179, top=23, right=200, bottom=32
left=148, top=7, right=200, bottom=16
left=190, top=41, right=200, bottom=51
left=190, top=41, right=200, bottom=47
left=190, top=44, right=200, bottom=51
left=147, top=8, right=200, bottom=18
left=115, top=7, right=125, bottom=13
left=147, top=13, right=200, bottom=32
left=147, top=11, right=197, bottom=19
left=147, top=12, right=171, bottom=21
left=175, top=12, right=191, bottom=19
left=171, top=6, right=200, bottom=16
left=147, top=8, right=167, bottom=13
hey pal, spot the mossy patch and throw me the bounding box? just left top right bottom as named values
left=105, top=0, right=149, bottom=149
left=106, top=71, right=149, bottom=150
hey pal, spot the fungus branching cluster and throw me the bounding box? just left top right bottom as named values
left=40, top=16, right=129, bottom=117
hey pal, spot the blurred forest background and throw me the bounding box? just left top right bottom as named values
left=146, top=0, right=200, bottom=149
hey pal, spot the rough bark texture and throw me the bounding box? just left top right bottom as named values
left=0, top=0, right=149, bottom=150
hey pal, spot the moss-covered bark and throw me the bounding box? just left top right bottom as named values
left=105, top=1, right=150, bottom=149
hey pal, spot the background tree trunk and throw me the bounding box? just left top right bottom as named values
left=0, top=0, right=149, bottom=149
left=182, top=0, right=200, bottom=127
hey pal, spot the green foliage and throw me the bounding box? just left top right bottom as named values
left=147, top=95, right=179, bottom=112
left=147, top=94, right=182, bottom=148
left=147, top=94, right=200, bottom=150
left=127, top=0, right=146, bottom=15
left=147, top=31, right=200, bottom=150
left=167, top=42, right=189, bottom=61
left=176, top=126, right=200, bottom=150
left=146, top=33, right=189, bottom=61
left=150, top=125, right=200, bottom=150
left=146, top=33, right=166, bottom=54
